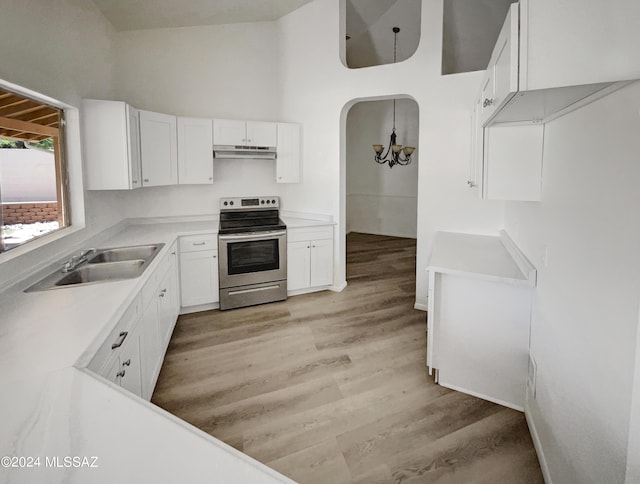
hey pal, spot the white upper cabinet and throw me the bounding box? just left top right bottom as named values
left=213, top=119, right=246, bottom=145
left=246, top=121, right=277, bottom=146
left=478, top=0, right=636, bottom=128
left=177, top=117, right=214, bottom=185
left=139, top=110, right=178, bottom=187
left=276, top=123, right=301, bottom=183
left=522, top=0, right=640, bottom=91
left=82, top=99, right=142, bottom=190
left=479, top=4, right=518, bottom=126
left=213, top=119, right=277, bottom=146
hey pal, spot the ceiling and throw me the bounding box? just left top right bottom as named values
left=90, top=0, right=508, bottom=74
left=0, top=88, right=60, bottom=142
left=91, top=0, right=315, bottom=31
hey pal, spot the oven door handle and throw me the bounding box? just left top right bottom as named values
left=218, top=230, right=287, bottom=241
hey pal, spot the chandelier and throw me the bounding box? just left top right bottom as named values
left=373, top=27, right=416, bottom=168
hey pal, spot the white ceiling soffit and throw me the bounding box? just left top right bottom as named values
left=346, top=0, right=422, bottom=69
left=346, top=0, right=398, bottom=39
left=91, top=0, right=315, bottom=31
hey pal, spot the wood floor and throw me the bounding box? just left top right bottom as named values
left=152, top=232, right=544, bottom=483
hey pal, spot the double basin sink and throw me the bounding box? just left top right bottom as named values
left=26, top=244, right=165, bottom=292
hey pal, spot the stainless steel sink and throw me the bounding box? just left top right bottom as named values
left=25, top=243, right=165, bottom=292
left=55, top=260, right=146, bottom=286
left=87, top=245, right=160, bottom=263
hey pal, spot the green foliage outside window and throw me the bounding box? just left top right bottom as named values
left=0, top=138, right=54, bottom=150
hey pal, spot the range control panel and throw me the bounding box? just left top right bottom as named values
left=219, top=196, right=280, bottom=210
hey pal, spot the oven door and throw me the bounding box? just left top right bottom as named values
left=218, top=230, right=287, bottom=289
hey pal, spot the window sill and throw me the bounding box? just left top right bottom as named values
left=0, top=224, right=85, bottom=264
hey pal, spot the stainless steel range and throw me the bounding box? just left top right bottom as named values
left=218, top=196, right=287, bottom=310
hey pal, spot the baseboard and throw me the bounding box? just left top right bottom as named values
left=349, top=228, right=417, bottom=239
left=288, top=286, right=331, bottom=297
left=414, top=302, right=428, bottom=311
left=525, top=402, right=553, bottom=484
left=438, top=380, right=524, bottom=412
left=180, top=302, right=219, bottom=315
left=330, top=281, right=347, bottom=292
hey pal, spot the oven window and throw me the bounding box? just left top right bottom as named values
left=227, top=239, right=280, bottom=275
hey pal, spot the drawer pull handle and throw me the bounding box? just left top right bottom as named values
left=192, top=242, right=206, bottom=246
left=112, top=331, right=128, bottom=349
left=117, top=370, right=126, bottom=378
left=483, top=98, right=494, bottom=108
left=122, top=359, right=131, bottom=367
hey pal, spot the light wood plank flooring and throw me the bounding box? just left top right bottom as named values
left=152, top=232, right=544, bottom=483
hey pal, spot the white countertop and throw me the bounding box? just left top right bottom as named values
left=282, top=216, right=335, bottom=229
left=427, top=231, right=536, bottom=286
left=0, top=219, right=294, bottom=484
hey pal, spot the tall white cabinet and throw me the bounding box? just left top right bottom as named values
left=276, top=123, right=301, bottom=183
left=177, top=117, right=214, bottom=185
left=470, top=0, right=635, bottom=201
left=82, top=99, right=142, bottom=190
left=139, top=110, right=178, bottom=187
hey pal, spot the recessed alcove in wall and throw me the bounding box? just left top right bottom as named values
left=345, top=97, right=419, bottom=238
left=343, top=0, right=421, bottom=69
left=442, top=0, right=513, bottom=74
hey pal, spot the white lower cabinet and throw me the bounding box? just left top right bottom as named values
left=287, top=226, right=334, bottom=292
left=117, top=323, right=143, bottom=396
left=138, top=297, right=161, bottom=400
left=87, top=242, right=180, bottom=401
left=179, top=234, right=219, bottom=308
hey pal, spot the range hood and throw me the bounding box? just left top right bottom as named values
left=213, top=145, right=277, bottom=160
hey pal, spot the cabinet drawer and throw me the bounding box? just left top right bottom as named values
left=180, top=234, right=217, bottom=253
left=287, top=226, right=333, bottom=243
left=88, top=295, right=141, bottom=374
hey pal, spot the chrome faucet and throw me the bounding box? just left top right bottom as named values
left=61, top=248, right=96, bottom=272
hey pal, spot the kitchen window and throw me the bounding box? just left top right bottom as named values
left=0, top=87, right=70, bottom=253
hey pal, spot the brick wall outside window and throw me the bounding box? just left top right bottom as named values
left=1, top=202, right=58, bottom=225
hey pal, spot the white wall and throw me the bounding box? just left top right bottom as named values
left=0, top=149, right=57, bottom=202
left=504, top=81, right=640, bottom=484
left=277, top=0, right=505, bottom=303
left=0, top=0, right=126, bottom=289
left=112, top=22, right=283, bottom=219
left=346, top=99, right=418, bottom=238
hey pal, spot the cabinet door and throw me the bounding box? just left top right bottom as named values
left=118, top=325, right=143, bottom=397
left=469, top=98, right=485, bottom=197
left=484, top=124, right=544, bottom=201
left=140, top=110, right=178, bottom=187
left=158, top=266, right=179, bottom=347
left=310, top=239, right=333, bottom=287
left=287, top=241, right=311, bottom=291
left=478, top=72, right=495, bottom=126
left=213, top=119, right=246, bottom=145
left=127, top=106, right=142, bottom=189
left=276, top=123, right=301, bottom=183
left=485, top=3, right=519, bottom=123
left=83, top=99, right=138, bottom=190
left=139, top=299, right=161, bottom=400
left=177, top=117, right=214, bottom=185
left=180, top=249, right=219, bottom=307
left=246, top=121, right=277, bottom=146
left=101, top=356, right=121, bottom=386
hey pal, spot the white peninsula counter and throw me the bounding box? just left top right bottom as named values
left=426, top=230, right=536, bottom=411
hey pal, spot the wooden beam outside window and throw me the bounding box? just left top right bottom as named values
left=0, top=116, right=59, bottom=137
